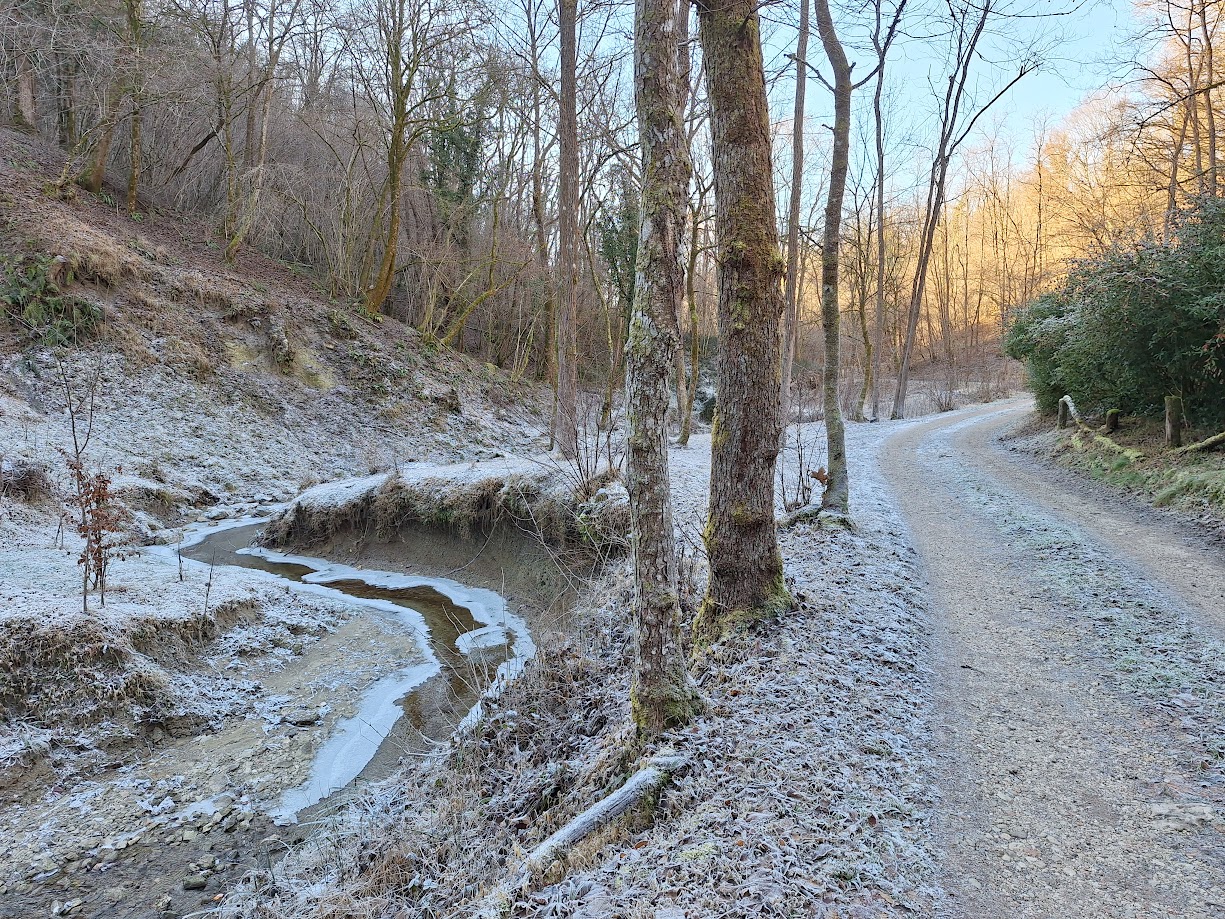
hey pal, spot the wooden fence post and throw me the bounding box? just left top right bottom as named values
left=1165, top=396, right=1183, bottom=448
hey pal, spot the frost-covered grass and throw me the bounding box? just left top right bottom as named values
left=261, top=453, right=631, bottom=556
left=0, top=500, right=354, bottom=786
left=1016, top=416, right=1225, bottom=529
left=217, top=419, right=942, bottom=919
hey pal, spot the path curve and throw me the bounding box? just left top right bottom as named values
left=880, top=399, right=1225, bottom=919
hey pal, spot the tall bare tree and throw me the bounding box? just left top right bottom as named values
left=625, top=0, right=698, bottom=735
left=811, top=0, right=905, bottom=512
left=693, top=0, right=788, bottom=639
left=780, top=0, right=809, bottom=425
left=891, top=0, right=1035, bottom=418
left=552, top=0, right=580, bottom=456
left=813, top=0, right=852, bottom=514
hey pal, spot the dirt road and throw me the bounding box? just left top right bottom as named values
left=880, top=400, right=1225, bottom=918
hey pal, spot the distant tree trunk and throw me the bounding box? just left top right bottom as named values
left=364, top=137, right=405, bottom=313
left=14, top=53, right=38, bottom=130
left=553, top=0, right=580, bottom=458
left=677, top=185, right=703, bottom=446
left=123, top=0, right=144, bottom=211
left=891, top=0, right=1007, bottom=419
left=813, top=0, right=851, bottom=514
left=1165, top=108, right=1190, bottom=242
left=854, top=270, right=872, bottom=421
left=869, top=33, right=888, bottom=419
left=1199, top=3, right=1218, bottom=195
left=780, top=0, right=809, bottom=427
left=626, top=0, right=698, bottom=736
left=77, top=87, right=121, bottom=193
left=55, top=57, right=77, bottom=147
left=527, top=4, right=556, bottom=384
left=127, top=102, right=141, bottom=211
left=671, top=0, right=690, bottom=443
left=693, top=0, right=788, bottom=640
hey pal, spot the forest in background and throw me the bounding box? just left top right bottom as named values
left=3, top=0, right=1224, bottom=423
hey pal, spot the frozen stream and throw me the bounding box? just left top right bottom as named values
left=150, top=516, right=536, bottom=823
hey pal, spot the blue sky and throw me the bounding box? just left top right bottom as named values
left=759, top=0, right=1149, bottom=187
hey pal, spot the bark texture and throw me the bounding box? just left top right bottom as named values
left=15, top=53, right=38, bottom=130
left=814, top=0, right=850, bottom=514
left=626, top=0, right=698, bottom=734
left=694, top=0, right=788, bottom=639
left=553, top=0, right=580, bottom=458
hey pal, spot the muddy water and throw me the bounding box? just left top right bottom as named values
left=181, top=522, right=524, bottom=821
left=3, top=518, right=572, bottom=919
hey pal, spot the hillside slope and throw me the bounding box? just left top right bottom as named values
left=1, top=125, right=548, bottom=515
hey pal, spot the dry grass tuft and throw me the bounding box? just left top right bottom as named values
left=262, top=464, right=629, bottom=559
left=0, top=458, right=53, bottom=502
left=0, top=598, right=259, bottom=756
left=0, top=616, right=172, bottom=734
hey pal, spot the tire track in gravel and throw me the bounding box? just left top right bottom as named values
left=881, top=400, right=1225, bottom=919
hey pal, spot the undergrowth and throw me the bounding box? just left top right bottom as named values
left=1052, top=423, right=1225, bottom=522
left=1, top=253, right=102, bottom=346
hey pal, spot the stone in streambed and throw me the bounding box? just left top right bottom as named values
left=182, top=875, right=208, bottom=891
left=281, top=709, right=321, bottom=727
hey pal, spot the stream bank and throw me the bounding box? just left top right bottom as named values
left=2, top=500, right=581, bottom=919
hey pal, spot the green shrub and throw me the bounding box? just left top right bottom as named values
left=1006, top=197, right=1225, bottom=426
left=2, top=254, right=102, bottom=346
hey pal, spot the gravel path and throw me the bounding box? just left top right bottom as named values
left=880, top=399, right=1225, bottom=918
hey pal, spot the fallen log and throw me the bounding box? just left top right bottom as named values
left=477, top=754, right=688, bottom=915
left=1173, top=430, right=1225, bottom=455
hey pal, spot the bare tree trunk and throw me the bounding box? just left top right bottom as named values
left=693, top=0, right=788, bottom=640
left=891, top=0, right=1015, bottom=419
left=1165, top=108, right=1190, bottom=242
left=553, top=0, right=580, bottom=458
left=813, top=0, right=850, bottom=514
left=15, top=53, right=38, bottom=130
left=127, top=102, right=141, bottom=211
left=55, top=56, right=77, bottom=147
left=869, top=32, right=888, bottom=418
left=673, top=0, right=693, bottom=444
left=626, top=0, right=698, bottom=736
left=527, top=5, right=556, bottom=384
left=780, top=0, right=809, bottom=427
left=365, top=143, right=404, bottom=313
left=1199, top=2, right=1218, bottom=195
left=77, top=89, right=121, bottom=193
left=677, top=185, right=702, bottom=446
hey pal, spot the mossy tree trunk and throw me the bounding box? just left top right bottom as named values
left=814, top=0, right=851, bottom=514
left=626, top=0, right=698, bottom=736
left=693, top=0, right=788, bottom=639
